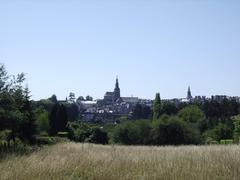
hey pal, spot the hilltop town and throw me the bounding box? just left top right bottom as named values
left=64, top=78, right=240, bottom=122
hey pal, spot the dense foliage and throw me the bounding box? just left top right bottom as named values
left=153, top=93, right=162, bottom=121
left=111, top=116, right=201, bottom=145
left=67, top=122, right=108, bottom=144
left=49, top=103, right=68, bottom=136
left=0, top=65, right=36, bottom=144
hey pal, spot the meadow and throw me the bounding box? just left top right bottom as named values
left=1, top=142, right=240, bottom=180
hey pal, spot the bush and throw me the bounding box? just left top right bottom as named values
left=178, top=105, right=204, bottom=123
left=113, top=122, right=140, bottom=145
left=111, top=117, right=202, bottom=146
left=36, top=136, right=56, bottom=145
left=112, top=120, right=152, bottom=145
left=220, top=139, right=233, bottom=145
left=151, top=116, right=201, bottom=145
left=35, top=109, right=49, bottom=134
left=89, top=128, right=108, bottom=144
left=0, top=130, right=12, bottom=142
left=205, top=137, right=218, bottom=145
left=57, top=132, right=69, bottom=138
left=68, top=122, right=92, bottom=142
left=39, top=131, right=49, bottom=137
left=0, top=137, right=33, bottom=158
left=67, top=122, right=108, bottom=144
left=203, top=123, right=233, bottom=142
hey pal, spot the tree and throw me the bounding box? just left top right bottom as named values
left=68, top=122, right=91, bottom=142
left=66, top=103, right=79, bottom=121
left=77, top=96, right=85, bottom=101
left=203, top=123, right=233, bottom=142
left=49, top=103, right=68, bottom=135
left=132, top=104, right=151, bottom=120
left=233, top=115, right=240, bottom=143
left=67, top=122, right=108, bottom=144
left=49, top=94, right=57, bottom=103
left=32, top=99, right=55, bottom=113
left=59, top=104, right=68, bottom=131
left=153, top=93, right=162, bottom=121
left=86, top=95, right=93, bottom=101
left=18, top=87, right=37, bottom=143
left=113, top=120, right=152, bottom=145
left=35, top=109, right=49, bottom=134
left=151, top=116, right=201, bottom=145
left=142, top=105, right=151, bottom=119
left=201, top=99, right=240, bottom=119
left=89, top=128, right=108, bottom=144
left=161, top=102, right=178, bottom=115
left=0, top=64, right=37, bottom=143
left=178, top=105, right=204, bottom=123
left=132, top=104, right=142, bottom=119
left=69, top=92, right=75, bottom=103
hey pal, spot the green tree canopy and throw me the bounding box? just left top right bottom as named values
left=178, top=105, right=204, bottom=123
left=0, top=64, right=36, bottom=143
left=49, top=103, right=68, bottom=136
left=113, top=120, right=152, bottom=145
left=233, top=115, right=240, bottom=143
left=153, top=93, right=162, bottom=121
left=151, top=116, right=201, bottom=145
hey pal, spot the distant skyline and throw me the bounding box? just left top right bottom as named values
left=1, top=0, right=240, bottom=100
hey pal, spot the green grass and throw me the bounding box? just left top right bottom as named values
left=1, top=142, right=240, bottom=180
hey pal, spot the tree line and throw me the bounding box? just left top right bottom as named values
left=1, top=64, right=240, bottom=148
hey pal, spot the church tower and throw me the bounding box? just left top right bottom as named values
left=114, top=77, right=121, bottom=101
left=187, top=86, right=193, bottom=100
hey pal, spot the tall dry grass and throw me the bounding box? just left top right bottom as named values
left=1, top=142, right=240, bottom=180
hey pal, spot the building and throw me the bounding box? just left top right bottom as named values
left=103, top=77, right=139, bottom=105
left=121, top=97, right=139, bottom=104
left=77, top=77, right=141, bottom=122
left=164, top=86, right=194, bottom=103
left=187, top=86, right=193, bottom=100
left=211, top=95, right=228, bottom=102
left=77, top=100, right=97, bottom=110
left=103, top=78, right=121, bottom=104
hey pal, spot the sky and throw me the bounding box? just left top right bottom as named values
left=0, top=0, right=240, bottom=100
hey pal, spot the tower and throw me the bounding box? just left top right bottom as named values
left=114, top=77, right=121, bottom=101
left=187, top=86, right=192, bottom=100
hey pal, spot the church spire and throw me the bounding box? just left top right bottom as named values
left=187, top=86, right=192, bottom=100
left=115, top=77, right=119, bottom=89
left=114, top=77, right=120, bottom=101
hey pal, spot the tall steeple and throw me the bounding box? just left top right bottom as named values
left=114, top=77, right=121, bottom=101
left=115, top=77, right=119, bottom=89
left=187, top=86, right=192, bottom=100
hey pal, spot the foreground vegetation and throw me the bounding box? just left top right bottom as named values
left=1, top=63, right=240, bottom=179
left=1, top=142, right=240, bottom=180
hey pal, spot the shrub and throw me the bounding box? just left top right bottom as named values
left=35, top=109, right=49, bottom=134
left=67, top=122, right=109, bottom=144
left=88, top=128, right=108, bottom=145
left=151, top=116, right=201, bottom=145
left=57, top=132, right=69, bottom=138
left=36, top=136, right=56, bottom=145
left=0, top=137, right=32, bottom=158
left=220, top=139, right=233, bottom=145
left=178, top=105, right=204, bottom=123
left=205, top=137, right=218, bottom=145
left=203, top=123, right=233, bottom=142
left=39, top=131, right=49, bottom=137
left=113, top=120, right=152, bottom=145
left=233, top=115, right=240, bottom=143
left=0, top=130, right=12, bottom=142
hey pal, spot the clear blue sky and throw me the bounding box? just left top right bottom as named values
left=0, top=0, right=240, bottom=100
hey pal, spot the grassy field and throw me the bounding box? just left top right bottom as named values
left=1, top=142, right=240, bottom=180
